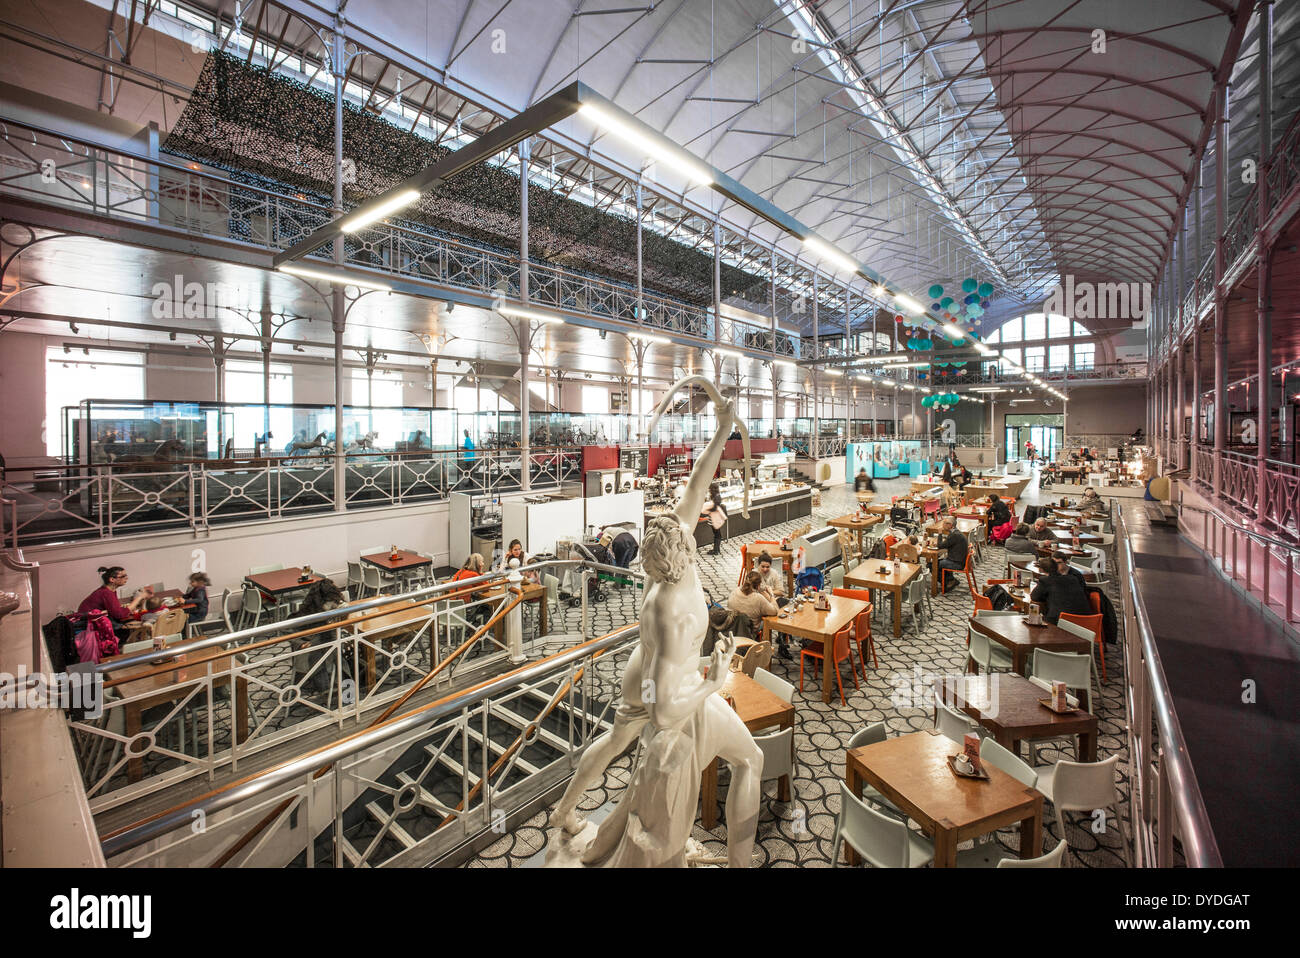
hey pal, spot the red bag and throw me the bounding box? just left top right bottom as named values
left=991, top=520, right=1016, bottom=543
left=74, top=610, right=119, bottom=664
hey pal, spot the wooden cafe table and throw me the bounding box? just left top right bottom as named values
left=1048, top=527, right=1103, bottom=546
left=244, top=567, right=325, bottom=596
left=844, top=729, right=1043, bottom=867
left=761, top=594, right=870, bottom=705
left=700, top=670, right=796, bottom=829
left=967, top=613, right=1093, bottom=676
left=106, top=642, right=248, bottom=783
left=1009, top=558, right=1102, bottom=585
left=826, top=513, right=881, bottom=557
left=361, top=549, right=432, bottom=587
left=934, top=673, right=1098, bottom=762
left=864, top=503, right=894, bottom=518
left=845, top=560, right=921, bottom=638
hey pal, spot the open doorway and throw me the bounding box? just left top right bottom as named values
left=1005, top=413, right=1064, bottom=462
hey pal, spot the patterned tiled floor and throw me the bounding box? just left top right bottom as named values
left=468, top=470, right=1133, bottom=868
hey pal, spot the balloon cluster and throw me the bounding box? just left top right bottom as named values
left=928, top=277, right=995, bottom=344
left=922, top=392, right=961, bottom=411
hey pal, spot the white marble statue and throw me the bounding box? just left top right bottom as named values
left=548, top=376, right=763, bottom=867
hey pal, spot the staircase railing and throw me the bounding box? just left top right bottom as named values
left=99, top=617, right=640, bottom=867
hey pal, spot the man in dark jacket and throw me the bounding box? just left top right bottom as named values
left=1030, top=557, right=1093, bottom=624
left=853, top=468, right=874, bottom=493
left=936, top=519, right=968, bottom=593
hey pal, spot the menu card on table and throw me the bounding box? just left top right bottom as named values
left=963, top=732, right=982, bottom=773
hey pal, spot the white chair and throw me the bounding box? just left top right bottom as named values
left=237, top=584, right=268, bottom=631
left=185, top=589, right=228, bottom=639
left=220, top=588, right=238, bottom=634
left=846, top=723, right=904, bottom=818
left=542, top=573, right=566, bottom=635
left=361, top=562, right=388, bottom=598
left=346, top=561, right=364, bottom=598
left=1036, top=754, right=1131, bottom=866
left=831, top=781, right=934, bottom=868
left=1055, top=618, right=1103, bottom=694
left=966, top=625, right=1014, bottom=675
left=753, top=666, right=794, bottom=704
left=828, top=565, right=846, bottom=591
left=752, top=727, right=795, bottom=796
left=979, top=736, right=1038, bottom=788
left=935, top=696, right=982, bottom=744
left=1030, top=647, right=1095, bottom=714
left=901, top=577, right=928, bottom=637
left=997, top=841, right=1068, bottom=868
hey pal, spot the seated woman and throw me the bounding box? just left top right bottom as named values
left=78, top=566, right=153, bottom=640
left=451, top=554, right=492, bottom=627
left=727, top=570, right=779, bottom=635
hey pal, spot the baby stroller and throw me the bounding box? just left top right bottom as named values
left=889, top=504, right=920, bottom=536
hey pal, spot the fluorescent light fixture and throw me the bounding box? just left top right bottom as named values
left=499, top=304, right=564, bottom=325
left=879, top=361, right=928, bottom=369
left=629, top=331, right=671, bottom=345
left=803, top=236, right=859, bottom=274
left=277, top=263, right=392, bottom=291
left=855, top=375, right=873, bottom=383
left=715, top=348, right=744, bottom=359
left=941, top=323, right=965, bottom=339
left=824, top=368, right=843, bottom=377
left=974, top=342, right=994, bottom=356
left=340, top=189, right=420, bottom=233
left=971, top=387, right=1006, bottom=393
left=894, top=293, right=925, bottom=315
left=579, top=102, right=714, bottom=184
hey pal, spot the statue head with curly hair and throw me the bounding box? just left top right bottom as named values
left=641, top=516, right=694, bottom=584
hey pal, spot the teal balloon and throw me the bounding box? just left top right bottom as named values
left=928, top=284, right=944, bottom=299
left=961, top=278, right=977, bottom=293
left=940, top=296, right=954, bottom=309
left=967, top=304, right=983, bottom=318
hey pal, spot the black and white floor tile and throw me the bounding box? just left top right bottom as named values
left=468, top=470, right=1135, bottom=868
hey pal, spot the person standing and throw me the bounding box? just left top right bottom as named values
left=700, top=482, right=727, bottom=556
left=853, top=467, right=874, bottom=494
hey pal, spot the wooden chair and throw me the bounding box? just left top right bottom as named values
left=836, top=528, right=863, bottom=570
left=799, top=627, right=859, bottom=705
left=732, top=639, right=774, bottom=677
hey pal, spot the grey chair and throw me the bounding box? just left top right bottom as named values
left=847, top=723, right=904, bottom=818
left=831, top=781, right=934, bottom=868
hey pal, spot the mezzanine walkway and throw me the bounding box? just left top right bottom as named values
left=1124, top=502, right=1300, bottom=866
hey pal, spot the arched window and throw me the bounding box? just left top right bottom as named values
left=984, top=313, right=1095, bottom=372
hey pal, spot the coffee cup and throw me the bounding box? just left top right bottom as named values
left=954, top=754, right=973, bottom=773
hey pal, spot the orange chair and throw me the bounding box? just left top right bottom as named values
left=833, top=587, right=877, bottom=675
left=1061, top=592, right=1107, bottom=680
left=883, top=534, right=899, bottom=558
left=973, top=594, right=993, bottom=612
left=799, top=626, right=859, bottom=705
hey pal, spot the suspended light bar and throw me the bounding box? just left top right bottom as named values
left=974, top=342, right=995, bottom=356
left=499, top=304, right=564, bottom=325
left=824, top=368, right=843, bottom=377
left=629, top=331, right=671, bottom=345
left=340, top=189, right=421, bottom=233
left=894, top=294, right=925, bottom=315
left=277, top=263, right=392, bottom=291
left=971, top=387, right=1007, bottom=393
left=579, top=102, right=714, bottom=184
left=941, top=323, right=965, bottom=339
left=803, top=236, right=859, bottom=275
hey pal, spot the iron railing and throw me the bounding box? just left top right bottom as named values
left=96, top=559, right=641, bottom=866
left=0, top=446, right=582, bottom=546
left=1116, top=505, right=1221, bottom=866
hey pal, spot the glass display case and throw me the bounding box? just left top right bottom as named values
left=64, top=399, right=458, bottom=464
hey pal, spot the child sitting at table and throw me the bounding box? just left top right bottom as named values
left=892, top=535, right=921, bottom=563
left=184, top=572, right=211, bottom=622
